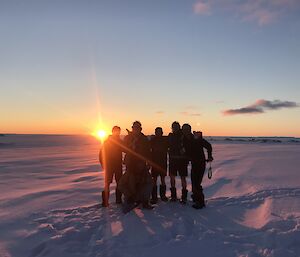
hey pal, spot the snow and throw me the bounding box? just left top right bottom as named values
left=0, top=135, right=300, bottom=257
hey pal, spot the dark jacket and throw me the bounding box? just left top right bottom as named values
left=99, top=135, right=123, bottom=169
left=168, top=131, right=185, bottom=160
left=150, top=135, right=168, bottom=165
left=182, top=135, right=212, bottom=164
left=123, top=132, right=150, bottom=173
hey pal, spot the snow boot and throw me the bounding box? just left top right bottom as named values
left=192, top=190, right=205, bottom=209
left=142, top=201, right=154, bottom=210
left=180, top=188, right=188, bottom=204
left=170, top=187, right=177, bottom=202
left=191, top=193, right=195, bottom=202
left=122, top=197, right=138, bottom=213
left=192, top=201, right=205, bottom=209
left=150, top=185, right=158, bottom=204
left=116, top=189, right=122, bottom=204
left=122, top=201, right=136, bottom=213
left=159, top=185, right=168, bottom=202
left=102, top=190, right=109, bottom=207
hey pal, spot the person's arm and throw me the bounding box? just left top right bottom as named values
left=99, top=143, right=105, bottom=167
left=99, top=149, right=102, bottom=165
left=167, top=133, right=172, bottom=154
left=202, top=139, right=213, bottom=161
left=144, top=136, right=151, bottom=160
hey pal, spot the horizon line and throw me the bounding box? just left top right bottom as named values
left=1, top=133, right=299, bottom=139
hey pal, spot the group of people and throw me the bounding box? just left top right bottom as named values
left=99, top=121, right=213, bottom=213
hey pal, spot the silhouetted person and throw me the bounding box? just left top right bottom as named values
left=121, top=121, right=153, bottom=212
left=99, top=126, right=123, bottom=207
left=182, top=124, right=213, bottom=209
left=150, top=127, right=168, bottom=204
left=168, top=121, right=188, bottom=203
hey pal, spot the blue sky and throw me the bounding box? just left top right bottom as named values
left=1, top=0, right=300, bottom=136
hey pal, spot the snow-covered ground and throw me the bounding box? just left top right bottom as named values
left=0, top=135, right=299, bottom=257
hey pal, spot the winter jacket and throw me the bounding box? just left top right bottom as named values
left=182, top=135, right=212, bottom=163
left=168, top=131, right=186, bottom=160
left=123, top=132, right=150, bottom=174
left=150, top=135, right=168, bottom=165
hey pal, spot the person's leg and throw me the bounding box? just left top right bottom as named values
left=169, top=160, right=178, bottom=201
left=191, top=167, right=200, bottom=202
left=179, top=162, right=188, bottom=204
left=181, top=176, right=187, bottom=189
left=159, top=175, right=168, bottom=201
left=170, top=175, right=177, bottom=201
left=192, top=162, right=206, bottom=209
left=160, top=175, right=166, bottom=186
left=141, top=171, right=154, bottom=210
left=115, top=167, right=123, bottom=204
left=151, top=175, right=158, bottom=204
left=170, top=175, right=176, bottom=188
left=102, top=169, right=112, bottom=207
left=180, top=176, right=188, bottom=204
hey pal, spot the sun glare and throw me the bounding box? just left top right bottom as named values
left=92, top=129, right=108, bottom=141
left=97, top=130, right=107, bottom=140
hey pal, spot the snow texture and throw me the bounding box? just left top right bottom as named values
left=0, top=135, right=299, bottom=257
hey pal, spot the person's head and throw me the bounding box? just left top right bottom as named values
left=112, top=126, right=121, bottom=137
left=182, top=123, right=192, bottom=137
left=193, top=131, right=203, bottom=139
left=155, top=127, right=163, bottom=137
left=171, top=121, right=181, bottom=133
left=132, top=121, right=142, bottom=135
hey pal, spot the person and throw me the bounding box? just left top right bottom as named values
left=119, top=121, right=153, bottom=213
left=99, top=126, right=123, bottom=207
left=168, top=121, right=188, bottom=203
left=150, top=127, right=169, bottom=204
left=181, top=124, right=213, bottom=209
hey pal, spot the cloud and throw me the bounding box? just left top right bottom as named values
left=180, top=111, right=189, bottom=116
left=180, top=111, right=201, bottom=116
left=256, top=99, right=298, bottom=110
left=193, top=0, right=300, bottom=25
left=223, top=99, right=299, bottom=115
left=193, top=1, right=211, bottom=15
left=155, top=111, right=164, bottom=114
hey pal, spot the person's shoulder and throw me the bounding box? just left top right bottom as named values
left=104, top=136, right=111, bottom=143
left=124, top=134, right=131, bottom=142
left=140, top=133, right=149, bottom=141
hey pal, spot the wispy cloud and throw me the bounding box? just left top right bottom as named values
left=155, top=111, right=164, bottom=115
left=223, top=99, right=299, bottom=115
left=194, top=1, right=211, bottom=15
left=180, top=111, right=201, bottom=116
left=193, top=0, right=300, bottom=25
left=190, top=113, right=202, bottom=116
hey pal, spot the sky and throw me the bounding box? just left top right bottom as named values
left=1, top=0, right=300, bottom=136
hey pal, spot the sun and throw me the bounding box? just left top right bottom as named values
left=92, top=129, right=108, bottom=141
left=95, top=130, right=107, bottom=140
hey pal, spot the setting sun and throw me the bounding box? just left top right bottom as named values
left=97, top=130, right=106, bottom=138
left=93, top=129, right=108, bottom=141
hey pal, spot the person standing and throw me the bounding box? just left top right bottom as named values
left=99, top=126, right=123, bottom=207
left=121, top=121, right=153, bottom=212
left=181, top=124, right=213, bottom=209
left=168, top=121, right=188, bottom=203
left=150, top=127, right=169, bottom=204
